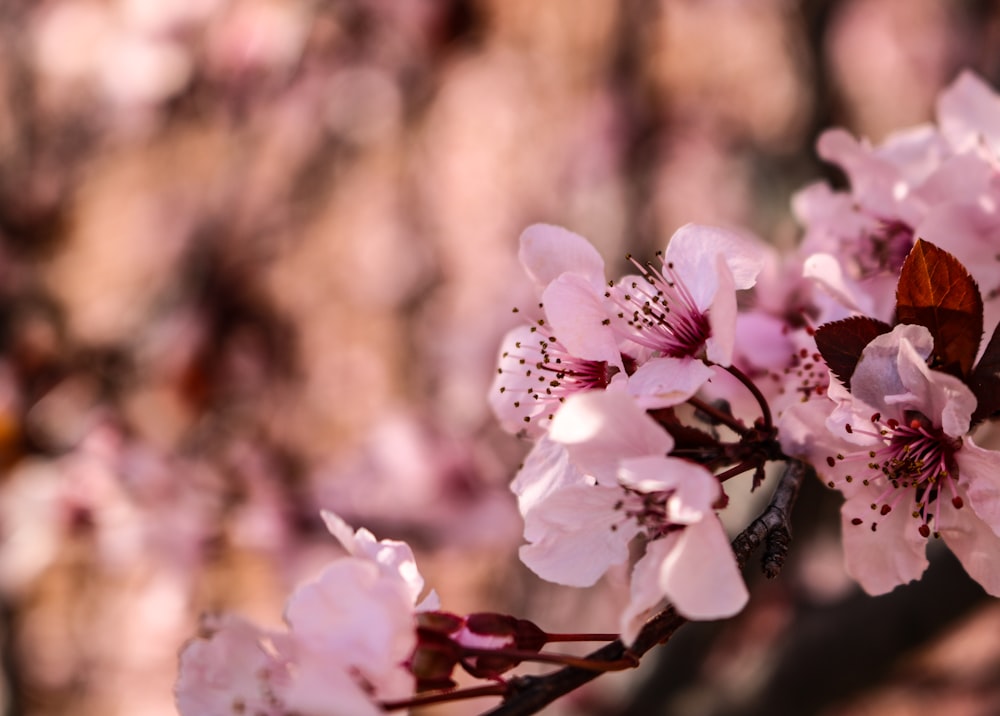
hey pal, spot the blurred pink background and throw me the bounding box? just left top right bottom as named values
left=0, top=1, right=998, bottom=714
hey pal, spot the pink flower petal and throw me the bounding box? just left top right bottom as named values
left=936, top=70, right=1000, bottom=155
left=957, top=437, right=1000, bottom=538
left=626, top=356, right=714, bottom=409
left=840, top=494, right=928, bottom=595
left=518, top=224, right=606, bottom=290
left=542, top=273, right=622, bottom=368
left=937, top=495, right=1000, bottom=596
left=518, top=481, right=637, bottom=587
left=550, top=391, right=673, bottom=485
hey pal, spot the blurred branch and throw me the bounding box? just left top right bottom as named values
left=481, top=460, right=810, bottom=716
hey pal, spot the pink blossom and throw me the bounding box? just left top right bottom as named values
left=800, top=324, right=1000, bottom=595
left=608, top=223, right=763, bottom=410
left=490, top=224, right=625, bottom=436
left=280, top=558, right=417, bottom=712
left=175, top=614, right=294, bottom=716
left=796, top=71, right=1000, bottom=328
left=176, top=512, right=423, bottom=715
left=512, top=390, right=748, bottom=643
left=610, top=223, right=763, bottom=367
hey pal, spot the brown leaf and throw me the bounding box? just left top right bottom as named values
left=814, top=316, right=892, bottom=389
left=895, top=239, right=983, bottom=378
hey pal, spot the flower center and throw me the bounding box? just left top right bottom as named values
left=774, top=341, right=829, bottom=401
left=495, top=322, right=619, bottom=430
left=832, top=412, right=963, bottom=538
left=613, top=487, right=684, bottom=539
left=606, top=255, right=711, bottom=358
left=855, top=218, right=914, bottom=277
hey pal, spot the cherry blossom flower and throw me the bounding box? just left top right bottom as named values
left=176, top=512, right=423, bottom=715
left=799, top=324, right=1000, bottom=595
left=491, top=224, right=625, bottom=436
left=512, top=390, right=748, bottom=643
left=608, top=223, right=764, bottom=409
left=796, top=71, right=1000, bottom=328
left=175, top=614, right=294, bottom=716
left=610, top=224, right=763, bottom=364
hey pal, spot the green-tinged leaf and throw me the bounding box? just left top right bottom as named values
left=970, top=322, right=1000, bottom=424
left=895, top=239, right=983, bottom=378
left=814, top=316, right=892, bottom=389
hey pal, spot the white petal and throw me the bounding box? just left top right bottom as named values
left=321, top=509, right=360, bottom=553
left=937, top=494, right=1000, bottom=595
left=816, top=129, right=900, bottom=216
left=705, top=252, right=737, bottom=365
left=518, top=482, right=637, bottom=587
left=619, top=538, right=674, bottom=645
left=550, top=391, right=673, bottom=485
left=511, top=438, right=587, bottom=524
left=319, top=510, right=424, bottom=604
left=518, top=224, right=606, bottom=290
left=542, top=273, right=622, bottom=368
left=655, top=517, right=748, bottom=622
left=803, top=253, right=865, bottom=313
left=666, top=224, right=763, bottom=290
left=626, top=356, right=714, bottom=409
left=850, top=324, right=933, bottom=416
left=958, top=437, right=1000, bottom=537
left=840, top=494, right=928, bottom=595
left=617, top=455, right=719, bottom=521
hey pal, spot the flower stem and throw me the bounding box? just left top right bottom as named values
left=687, top=395, right=750, bottom=436
left=543, top=632, right=620, bottom=643
left=715, top=460, right=759, bottom=484
left=482, top=460, right=811, bottom=716
left=724, top=364, right=773, bottom=430
left=381, top=683, right=509, bottom=711
left=460, top=646, right=639, bottom=672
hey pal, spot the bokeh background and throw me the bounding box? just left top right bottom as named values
left=0, top=1, right=999, bottom=714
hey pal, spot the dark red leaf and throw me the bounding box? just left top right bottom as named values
left=970, top=322, right=1000, bottom=424
left=895, top=239, right=983, bottom=378
left=814, top=316, right=892, bottom=389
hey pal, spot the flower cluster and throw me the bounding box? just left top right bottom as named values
left=774, top=70, right=1000, bottom=596
left=490, top=70, right=1000, bottom=642
left=176, top=512, right=427, bottom=715
left=176, top=513, right=609, bottom=714
left=174, top=70, right=1000, bottom=715
left=491, top=222, right=770, bottom=643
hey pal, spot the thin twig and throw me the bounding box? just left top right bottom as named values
left=480, top=459, right=811, bottom=716
left=687, top=395, right=750, bottom=436
left=724, top=364, right=775, bottom=430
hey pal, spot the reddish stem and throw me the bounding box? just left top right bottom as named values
left=380, top=683, right=508, bottom=711
left=687, top=395, right=749, bottom=436
left=715, top=460, right=758, bottom=483
left=460, top=646, right=638, bottom=672
left=724, top=363, right=773, bottom=430
left=543, top=632, right=620, bottom=643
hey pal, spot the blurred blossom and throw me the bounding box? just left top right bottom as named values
left=314, top=409, right=521, bottom=548
left=32, top=0, right=192, bottom=113
left=325, top=66, right=403, bottom=145
left=651, top=0, right=812, bottom=150
left=652, top=124, right=754, bottom=234
left=826, top=0, right=961, bottom=140
left=0, top=2, right=996, bottom=714
left=203, top=0, right=309, bottom=79
left=118, top=0, right=224, bottom=33
left=793, top=533, right=856, bottom=604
